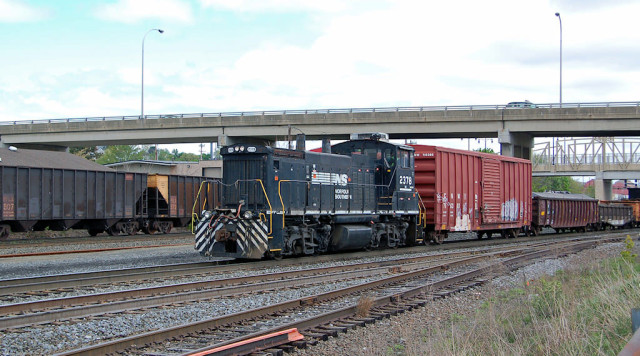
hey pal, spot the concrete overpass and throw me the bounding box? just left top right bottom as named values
left=1, top=101, right=640, bottom=160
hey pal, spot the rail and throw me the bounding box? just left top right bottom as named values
left=3, top=101, right=640, bottom=126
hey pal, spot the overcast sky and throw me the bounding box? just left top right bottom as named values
left=1, top=0, right=639, bottom=153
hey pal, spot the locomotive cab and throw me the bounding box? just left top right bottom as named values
left=332, top=135, right=416, bottom=213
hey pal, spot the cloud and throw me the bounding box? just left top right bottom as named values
left=198, top=0, right=370, bottom=13
left=95, top=0, right=193, bottom=23
left=0, top=0, right=47, bottom=22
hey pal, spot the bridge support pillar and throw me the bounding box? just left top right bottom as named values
left=218, top=135, right=271, bottom=147
left=498, top=130, right=533, bottom=159
left=594, top=174, right=613, bottom=201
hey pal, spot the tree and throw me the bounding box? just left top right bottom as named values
left=69, top=146, right=101, bottom=161
left=474, top=148, right=496, bottom=154
left=532, top=176, right=586, bottom=194
left=97, top=145, right=148, bottom=164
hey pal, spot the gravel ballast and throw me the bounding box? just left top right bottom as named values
left=291, top=241, right=634, bottom=356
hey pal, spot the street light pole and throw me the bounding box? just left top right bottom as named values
left=555, top=13, right=562, bottom=107
left=141, top=28, right=164, bottom=119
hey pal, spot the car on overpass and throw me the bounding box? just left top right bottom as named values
left=506, top=100, right=536, bottom=108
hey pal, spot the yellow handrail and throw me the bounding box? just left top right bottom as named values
left=415, top=190, right=428, bottom=228
left=278, top=180, right=292, bottom=229
left=191, top=180, right=211, bottom=234
left=253, top=179, right=274, bottom=235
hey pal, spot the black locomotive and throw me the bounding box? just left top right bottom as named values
left=194, top=133, right=421, bottom=259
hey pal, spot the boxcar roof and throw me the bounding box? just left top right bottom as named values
left=0, top=147, right=114, bottom=172
left=533, top=191, right=597, bottom=201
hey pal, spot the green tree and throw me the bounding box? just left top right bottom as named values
left=69, top=146, right=101, bottom=161
left=474, top=148, right=496, bottom=154
left=532, top=176, right=586, bottom=194
left=97, top=145, right=148, bottom=164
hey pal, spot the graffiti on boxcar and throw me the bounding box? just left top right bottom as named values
left=501, top=198, right=519, bottom=222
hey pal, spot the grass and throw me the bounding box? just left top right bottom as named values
left=399, top=237, right=640, bottom=355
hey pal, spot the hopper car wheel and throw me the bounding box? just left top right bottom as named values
left=88, top=229, right=101, bottom=237
left=0, top=225, right=9, bottom=240
left=143, top=221, right=159, bottom=235
left=125, top=224, right=138, bottom=236
left=160, top=222, right=173, bottom=234
left=107, top=226, right=118, bottom=236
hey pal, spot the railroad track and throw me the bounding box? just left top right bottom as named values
left=0, top=247, right=520, bottom=329
left=0, top=233, right=625, bottom=355
left=49, top=235, right=622, bottom=356
left=2, top=231, right=606, bottom=298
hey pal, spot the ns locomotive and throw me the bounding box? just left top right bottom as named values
left=195, top=133, right=420, bottom=259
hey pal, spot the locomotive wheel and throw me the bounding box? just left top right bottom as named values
left=266, top=250, right=283, bottom=260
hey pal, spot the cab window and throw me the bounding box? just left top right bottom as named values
left=399, top=149, right=411, bottom=168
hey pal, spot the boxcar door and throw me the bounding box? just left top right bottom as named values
left=481, top=159, right=501, bottom=223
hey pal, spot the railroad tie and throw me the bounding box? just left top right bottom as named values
left=350, top=317, right=376, bottom=325
left=290, top=340, right=308, bottom=349
left=309, top=328, right=338, bottom=338
left=369, top=311, right=390, bottom=319
left=343, top=318, right=367, bottom=327
left=318, top=325, right=348, bottom=334
left=333, top=321, right=357, bottom=330
left=303, top=331, right=329, bottom=341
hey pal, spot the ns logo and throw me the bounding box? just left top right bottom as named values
left=331, top=173, right=349, bottom=186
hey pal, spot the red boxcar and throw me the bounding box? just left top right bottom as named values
left=531, top=192, right=598, bottom=235
left=411, top=145, right=532, bottom=243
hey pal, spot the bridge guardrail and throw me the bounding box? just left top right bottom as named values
left=2, top=101, right=639, bottom=126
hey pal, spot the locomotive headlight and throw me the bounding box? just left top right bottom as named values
left=243, top=211, right=253, bottom=219
left=234, top=146, right=240, bottom=152
left=240, top=146, right=245, bottom=152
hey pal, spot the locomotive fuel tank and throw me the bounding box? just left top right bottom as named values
left=330, top=224, right=372, bottom=251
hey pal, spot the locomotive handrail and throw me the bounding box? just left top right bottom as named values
left=191, top=180, right=212, bottom=234
left=415, top=190, right=428, bottom=229
left=277, top=180, right=293, bottom=229
left=251, top=179, right=273, bottom=236
left=190, top=179, right=274, bottom=236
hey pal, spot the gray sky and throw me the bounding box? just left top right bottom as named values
left=1, top=0, right=638, bottom=153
